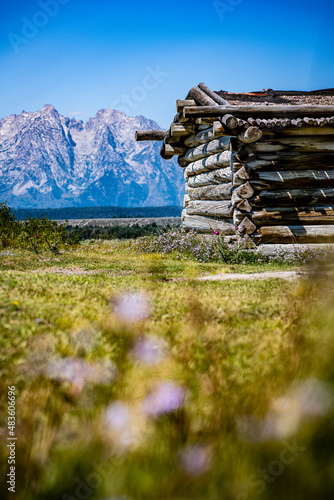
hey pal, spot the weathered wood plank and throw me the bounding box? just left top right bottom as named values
left=233, top=166, right=250, bottom=185
left=235, top=199, right=252, bottom=212
left=186, top=183, right=232, bottom=200
left=183, top=151, right=232, bottom=179
left=182, top=214, right=234, bottom=234
left=237, top=126, right=262, bottom=143
left=237, top=216, right=257, bottom=234
left=185, top=200, right=233, bottom=218
left=135, top=130, right=167, bottom=141
left=176, top=99, right=196, bottom=112
left=234, top=206, right=334, bottom=226
left=252, top=225, right=334, bottom=244
left=164, top=144, right=188, bottom=156
left=249, top=170, right=334, bottom=190
left=198, top=82, right=230, bottom=105
left=184, top=127, right=219, bottom=148
left=231, top=183, right=255, bottom=207
left=255, top=136, right=334, bottom=153
left=195, top=118, right=216, bottom=125
left=184, top=122, right=230, bottom=148
left=213, top=121, right=226, bottom=137
left=187, top=87, right=217, bottom=107
left=170, top=123, right=196, bottom=138
left=262, top=127, right=334, bottom=137
left=183, top=194, right=190, bottom=207
left=181, top=136, right=231, bottom=164
left=198, top=124, right=212, bottom=130
left=251, top=187, right=334, bottom=207
left=186, top=167, right=232, bottom=188
left=252, top=152, right=334, bottom=170
left=220, top=114, right=238, bottom=130
left=160, top=112, right=185, bottom=159
left=183, top=105, right=334, bottom=119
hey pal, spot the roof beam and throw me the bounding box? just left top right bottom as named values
left=183, top=105, right=334, bottom=119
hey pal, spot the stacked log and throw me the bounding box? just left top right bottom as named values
left=135, top=83, right=334, bottom=244
left=171, top=88, right=235, bottom=234
left=179, top=127, right=235, bottom=234
left=232, top=127, right=334, bottom=244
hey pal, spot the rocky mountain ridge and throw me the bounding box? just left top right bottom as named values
left=0, top=105, right=184, bottom=208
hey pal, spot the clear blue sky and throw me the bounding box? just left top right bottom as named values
left=0, top=0, right=333, bottom=128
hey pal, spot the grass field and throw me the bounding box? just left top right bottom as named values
left=0, top=240, right=334, bottom=500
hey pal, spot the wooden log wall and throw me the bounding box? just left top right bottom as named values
left=231, top=127, right=334, bottom=244
left=178, top=124, right=235, bottom=234
left=136, top=85, right=334, bottom=243
left=179, top=116, right=334, bottom=242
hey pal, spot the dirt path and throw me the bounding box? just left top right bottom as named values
left=198, top=270, right=303, bottom=281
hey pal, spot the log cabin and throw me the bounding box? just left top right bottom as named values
left=135, top=83, right=334, bottom=246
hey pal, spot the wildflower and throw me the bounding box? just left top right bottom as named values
left=45, top=357, right=116, bottom=392
left=237, top=378, right=332, bottom=442
left=180, top=445, right=212, bottom=476
left=142, top=382, right=186, bottom=416
left=132, top=336, right=166, bottom=365
left=105, top=401, right=130, bottom=430
left=214, top=230, right=219, bottom=235
left=36, top=234, right=39, bottom=238
left=235, top=226, right=239, bottom=230
left=104, top=398, right=152, bottom=452
left=291, top=378, right=333, bottom=418
left=113, top=292, right=151, bottom=323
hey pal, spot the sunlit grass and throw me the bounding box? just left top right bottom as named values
left=0, top=242, right=333, bottom=500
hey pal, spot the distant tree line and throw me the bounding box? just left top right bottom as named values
left=13, top=205, right=183, bottom=220
left=66, top=223, right=177, bottom=242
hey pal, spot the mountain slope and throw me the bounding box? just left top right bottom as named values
left=0, top=106, right=184, bottom=208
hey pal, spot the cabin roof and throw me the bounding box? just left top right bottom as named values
left=214, top=89, right=334, bottom=106
left=135, top=83, right=334, bottom=159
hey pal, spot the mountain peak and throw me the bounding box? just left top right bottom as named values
left=41, top=104, right=57, bottom=114
left=95, top=108, right=126, bottom=120
left=0, top=107, right=184, bottom=208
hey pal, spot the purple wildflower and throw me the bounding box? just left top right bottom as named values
left=132, top=336, right=166, bottom=365
left=45, top=357, right=116, bottom=392
left=180, top=445, right=211, bottom=476
left=105, top=401, right=130, bottom=430
left=113, top=292, right=151, bottom=323
left=142, top=382, right=186, bottom=416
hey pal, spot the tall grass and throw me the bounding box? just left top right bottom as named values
left=0, top=243, right=333, bottom=499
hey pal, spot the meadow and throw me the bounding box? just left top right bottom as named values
left=0, top=232, right=334, bottom=500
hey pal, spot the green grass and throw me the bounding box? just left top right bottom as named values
left=0, top=241, right=334, bottom=500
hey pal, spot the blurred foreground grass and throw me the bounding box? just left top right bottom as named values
left=0, top=242, right=334, bottom=500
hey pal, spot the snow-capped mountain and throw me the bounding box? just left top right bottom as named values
left=0, top=105, right=184, bottom=208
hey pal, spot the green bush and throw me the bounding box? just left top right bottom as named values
left=66, top=222, right=173, bottom=241
left=19, top=216, right=68, bottom=254
left=0, top=201, right=69, bottom=253
left=0, top=201, right=20, bottom=247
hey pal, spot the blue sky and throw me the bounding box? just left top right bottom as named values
left=0, top=0, right=333, bottom=128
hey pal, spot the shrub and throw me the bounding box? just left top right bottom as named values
left=130, top=228, right=334, bottom=265
left=131, top=228, right=221, bottom=262
left=0, top=201, right=20, bottom=248
left=0, top=201, right=69, bottom=253
left=19, top=216, right=68, bottom=254
left=66, top=223, right=174, bottom=241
